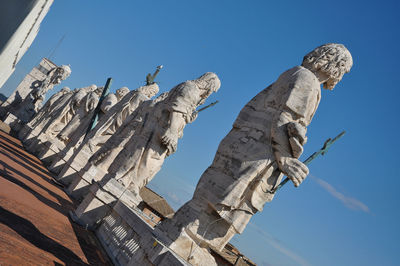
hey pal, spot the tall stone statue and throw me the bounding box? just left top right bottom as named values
left=68, top=73, right=220, bottom=200
left=104, top=72, right=221, bottom=198
left=158, top=44, right=353, bottom=260
left=48, top=86, right=132, bottom=174
left=2, top=63, right=71, bottom=131
left=18, top=86, right=71, bottom=140
left=57, top=86, right=102, bottom=144
left=24, top=85, right=97, bottom=154
left=55, top=84, right=159, bottom=180
left=30, top=65, right=72, bottom=111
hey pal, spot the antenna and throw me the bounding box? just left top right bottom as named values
left=48, top=34, right=66, bottom=60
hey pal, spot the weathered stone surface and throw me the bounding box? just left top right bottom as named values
left=18, top=86, right=71, bottom=141
left=158, top=44, right=353, bottom=253
left=53, top=84, right=157, bottom=176
left=47, top=87, right=131, bottom=174
left=91, top=72, right=220, bottom=200
left=0, top=58, right=57, bottom=119
left=1, top=60, right=71, bottom=130
left=25, top=85, right=98, bottom=156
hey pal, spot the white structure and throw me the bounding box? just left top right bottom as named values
left=0, top=0, right=54, bottom=89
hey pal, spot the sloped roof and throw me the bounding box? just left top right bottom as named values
left=211, top=243, right=257, bottom=266
left=139, top=186, right=175, bottom=218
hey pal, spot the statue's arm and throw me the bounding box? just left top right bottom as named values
left=271, top=111, right=309, bottom=187
left=161, top=111, right=185, bottom=155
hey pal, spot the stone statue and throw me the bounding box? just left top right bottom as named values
left=1, top=64, right=71, bottom=129
left=86, top=85, right=155, bottom=152
left=19, top=86, right=71, bottom=140
left=89, top=91, right=170, bottom=172
left=102, top=72, right=221, bottom=199
left=30, top=65, right=72, bottom=111
left=24, top=85, right=98, bottom=153
left=56, top=86, right=102, bottom=144
left=54, top=84, right=159, bottom=182
left=48, top=86, right=133, bottom=174
left=158, top=44, right=353, bottom=257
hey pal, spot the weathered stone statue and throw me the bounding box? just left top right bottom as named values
left=158, top=44, right=353, bottom=261
left=57, top=86, right=102, bottom=145
left=18, top=86, right=71, bottom=140
left=2, top=64, right=71, bottom=131
left=48, top=86, right=132, bottom=174
left=55, top=84, right=159, bottom=180
left=30, top=65, right=72, bottom=111
left=25, top=85, right=97, bottom=154
left=68, top=73, right=220, bottom=201
left=99, top=72, right=220, bottom=199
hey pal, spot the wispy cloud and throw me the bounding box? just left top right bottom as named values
left=248, top=222, right=311, bottom=266
left=310, top=174, right=370, bottom=213
left=148, top=175, right=195, bottom=210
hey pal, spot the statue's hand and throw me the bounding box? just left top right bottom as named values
left=161, top=130, right=178, bottom=154
left=187, top=111, right=198, bottom=123
left=277, top=157, right=309, bottom=187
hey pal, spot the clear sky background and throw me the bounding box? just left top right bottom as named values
left=2, top=1, right=399, bottom=265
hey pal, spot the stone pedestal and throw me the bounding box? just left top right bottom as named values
left=57, top=145, right=93, bottom=183
left=66, top=164, right=106, bottom=200
left=91, top=200, right=213, bottom=266
left=71, top=178, right=140, bottom=228
left=18, top=124, right=33, bottom=141
left=48, top=148, right=73, bottom=174
left=37, top=139, right=65, bottom=165
left=3, top=113, right=22, bottom=132
left=66, top=164, right=108, bottom=199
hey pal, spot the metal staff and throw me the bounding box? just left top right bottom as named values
left=146, top=65, right=163, bottom=85
left=85, top=78, right=112, bottom=138
left=269, top=130, right=346, bottom=194
left=196, top=100, right=219, bottom=113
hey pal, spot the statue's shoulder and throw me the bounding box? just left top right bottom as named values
left=285, top=66, right=319, bottom=86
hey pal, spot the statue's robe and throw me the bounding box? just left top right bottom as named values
left=106, top=81, right=203, bottom=197
left=160, top=66, right=321, bottom=251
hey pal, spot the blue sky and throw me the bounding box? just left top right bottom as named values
left=2, top=1, right=400, bottom=265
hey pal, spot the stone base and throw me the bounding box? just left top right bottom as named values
left=92, top=200, right=213, bottom=266
left=53, top=146, right=91, bottom=177
left=71, top=178, right=141, bottom=228
left=0, top=121, right=11, bottom=134
left=158, top=200, right=238, bottom=252
left=18, top=124, right=32, bottom=141
left=37, top=139, right=65, bottom=165
left=48, top=149, right=71, bottom=174
left=56, top=164, right=80, bottom=186
left=66, top=164, right=108, bottom=200
left=3, top=113, right=22, bottom=132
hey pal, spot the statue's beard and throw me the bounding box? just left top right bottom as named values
left=323, top=77, right=339, bottom=90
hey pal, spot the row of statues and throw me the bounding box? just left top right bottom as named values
left=14, top=43, right=352, bottom=265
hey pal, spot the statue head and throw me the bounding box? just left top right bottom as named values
left=116, top=87, right=130, bottom=100
left=138, top=83, right=159, bottom=99
left=302, top=43, right=353, bottom=90
left=86, top=84, right=98, bottom=92
left=61, top=86, right=70, bottom=93
left=94, top=86, right=103, bottom=96
left=193, top=72, right=221, bottom=101
left=53, top=65, right=72, bottom=84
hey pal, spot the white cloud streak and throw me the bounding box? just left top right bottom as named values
left=248, top=222, right=311, bottom=266
left=310, top=174, right=370, bottom=213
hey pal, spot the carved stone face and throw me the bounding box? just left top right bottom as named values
left=194, top=72, right=221, bottom=99
left=302, top=43, right=353, bottom=90
left=116, top=87, right=130, bottom=100
left=139, top=83, right=159, bottom=98
left=61, top=86, right=70, bottom=93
